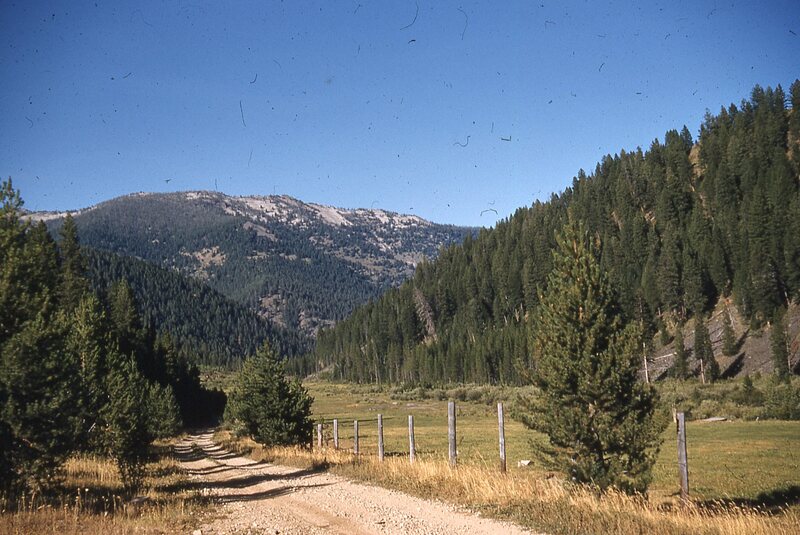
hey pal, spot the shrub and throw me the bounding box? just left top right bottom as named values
left=764, top=380, right=800, bottom=420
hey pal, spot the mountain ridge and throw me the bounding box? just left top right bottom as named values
left=31, top=190, right=474, bottom=342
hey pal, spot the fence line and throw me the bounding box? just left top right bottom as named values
left=408, top=415, right=416, bottom=463
left=311, top=401, right=693, bottom=504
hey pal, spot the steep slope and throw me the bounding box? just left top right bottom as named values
left=34, top=192, right=472, bottom=339
left=313, top=82, right=800, bottom=384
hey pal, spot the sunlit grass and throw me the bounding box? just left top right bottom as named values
left=0, top=440, right=209, bottom=535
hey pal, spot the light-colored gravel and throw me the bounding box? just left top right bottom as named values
left=176, top=431, right=537, bottom=535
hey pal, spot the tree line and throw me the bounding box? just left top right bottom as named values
left=85, top=248, right=309, bottom=366
left=0, top=180, right=224, bottom=495
left=311, top=82, right=800, bottom=384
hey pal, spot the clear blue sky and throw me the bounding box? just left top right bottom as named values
left=1, top=1, right=798, bottom=227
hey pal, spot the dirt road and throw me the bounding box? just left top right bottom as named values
left=176, top=431, right=534, bottom=535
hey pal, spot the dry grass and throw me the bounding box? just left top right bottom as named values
left=0, top=441, right=210, bottom=535
left=215, top=429, right=800, bottom=535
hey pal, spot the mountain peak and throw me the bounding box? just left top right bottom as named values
left=171, top=190, right=434, bottom=230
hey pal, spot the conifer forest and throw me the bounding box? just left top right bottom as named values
left=312, top=83, right=800, bottom=385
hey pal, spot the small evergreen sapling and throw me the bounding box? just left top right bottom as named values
left=102, top=353, right=152, bottom=494
left=227, top=343, right=313, bottom=447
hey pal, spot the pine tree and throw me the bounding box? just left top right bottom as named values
left=102, top=352, right=152, bottom=493
left=789, top=80, right=800, bottom=179
left=108, top=280, right=144, bottom=358
left=226, top=343, right=313, bottom=447
left=58, top=214, right=90, bottom=312
left=658, top=226, right=683, bottom=319
left=785, top=193, right=800, bottom=301
left=770, top=310, right=790, bottom=382
left=721, top=307, right=738, bottom=357
left=673, top=324, right=690, bottom=379
left=694, top=316, right=719, bottom=382
left=0, top=313, right=83, bottom=492
left=746, top=187, right=782, bottom=325
left=145, top=383, right=181, bottom=439
left=67, top=293, right=110, bottom=450
left=682, top=245, right=706, bottom=316
left=521, top=218, right=664, bottom=493
left=0, top=180, right=84, bottom=493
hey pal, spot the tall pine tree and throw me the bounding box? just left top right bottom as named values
left=673, top=324, right=690, bottom=379
left=58, top=214, right=90, bottom=312
left=522, top=218, right=664, bottom=493
left=721, top=307, right=738, bottom=357
left=770, top=309, right=790, bottom=382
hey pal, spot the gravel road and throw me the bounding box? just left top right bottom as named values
left=176, top=431, right=535, bottom=535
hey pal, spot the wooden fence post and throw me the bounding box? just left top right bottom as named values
left=677, top=412, right=689, bottom=505
left=333, top=419, right=339, bottom=449
left=317, top=422, right=323, bottom=449
left=498, top=402, right=506, bottom=473
left=353, top=420, right=359, bottom=455
left=378, top=414, right=385, bottom=462
left=408, top=415, right=416, bottom=463
left=448, top=401, right=457, bottom=468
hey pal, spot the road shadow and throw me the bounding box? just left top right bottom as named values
left=215, top=482, right=334, bottom=503
left=163, top=465, right=329, bottom=494
left=204, top=451, right=241, bottom=461
left=185, top=464, right=242, bottom=476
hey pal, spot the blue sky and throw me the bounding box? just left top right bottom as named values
left=1, top=1, right=798, bottom=227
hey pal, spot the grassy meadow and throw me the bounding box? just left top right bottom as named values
left=306, top=382, right=800, bottom=505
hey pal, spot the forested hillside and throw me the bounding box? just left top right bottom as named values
left=34, top=193, right=472, bottom=340
left=1, top=183, right=224, bottom=494
left=312, top=82, right=800, bottom=384
left=85, top=249, right=308, bottom=365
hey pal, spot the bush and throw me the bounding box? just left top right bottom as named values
left=764, top=380, right=800, bottom=420
left=729, top=376, right=765, bottom=406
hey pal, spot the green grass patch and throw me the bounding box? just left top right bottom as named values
left=306, top=382, right=800, bottom=506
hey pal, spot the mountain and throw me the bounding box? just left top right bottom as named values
left=33, top=192, right=473, bottom=341
left=312, top=82, right=800, bottom=384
